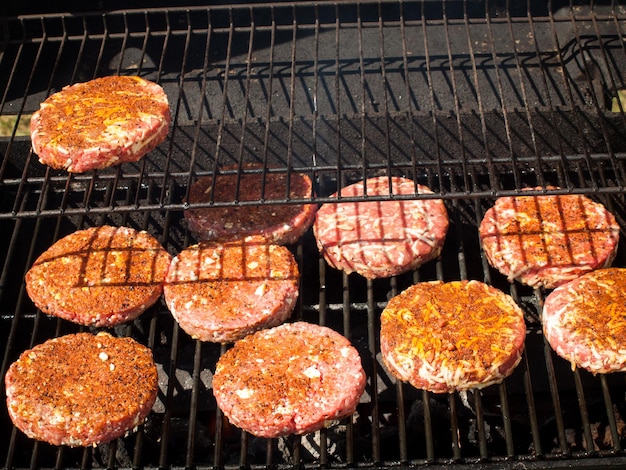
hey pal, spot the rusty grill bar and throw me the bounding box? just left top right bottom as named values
left=2, top=0, right=626, bottom=469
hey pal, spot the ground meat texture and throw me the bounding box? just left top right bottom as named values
left=30, top=75, right=170, bottom=173
left=185, top=164, right=317, bottom=245
left=163, top=239, right=299, bottom=343
left=313, top=176, right=448, bottom=279
left=212, top=322, right=366, bottom=438
left=380, top=280, right=526, bottom=393
left=479, top=188, right=620, bottom=289
left=542, top=268, right=626, bottom=374
left=25, top=225, right=172, bottom=327
left=4, top=332, right=158, bottom=447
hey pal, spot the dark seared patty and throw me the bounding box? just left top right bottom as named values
left=30, top=76, right=170, bottom=173
left=380, top=280, right=526, bottom=393
left=25, top=225, right=172, bottom=327
left=313, top=176, right=448, bottom=279
left=5, top=332, right=158, bottom=447
left=185, top=164, right=317, bottom=245
left=479, top=188, right=620, bottom=289
left=212, top=322, right=366, bottom=438
left=543, top=268, right=626, bottom=374
left=163, top=239, right=299, bottom=343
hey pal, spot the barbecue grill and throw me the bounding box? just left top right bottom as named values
left=2, top=0, right=626, bottom=468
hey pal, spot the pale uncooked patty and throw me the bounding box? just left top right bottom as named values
left=543, top=268, right=626, bottom=374
left=212, top=322, right=366, bottom=438
left=479, top=188, right=620, bottom=289
left=163, top=239, right=299, bottom=343
left=5, top=332, right=158, bottom=447
left=380, top=280, right=526, bottom=393
left=313, top=176, right=449, bottom=279
left=30, top=75, right=170, bottom=172
left=25, top=225, right=172, bottom=327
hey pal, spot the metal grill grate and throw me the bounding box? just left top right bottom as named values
left=2, top=1, right=626, bottom=468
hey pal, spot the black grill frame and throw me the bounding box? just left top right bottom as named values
left=2, top=0, right=626, bottom=468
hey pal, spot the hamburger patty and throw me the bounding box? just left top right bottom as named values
left=543, top=268, right=626, bottom=374
left=479, top=188, right=620, bottom=289
left=25, top=225, right=172, bottom=327
left=185, top=164, right=317, bottom=245
left=5, top=332, right=158, bottom=447
left=212, top=322, right=366, bottom=438
left=30, top=75, right=170, bottom=172
left=163, top=239, right=299, bottom=343
left=313, top=176, right=448, bottom=279
left=380, top=280, right=526, bottom=393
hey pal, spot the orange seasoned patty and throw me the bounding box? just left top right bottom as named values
left=185, top=164, right=317, bottom=245
left=30, top=75, right=170, bottom=172
left=380, top=280, right=526, bottom=393
left=543, top=268, right=626, bottom=374
left=212, top=322, right=366, bottom=438
left=25, top=225, right=172, bottom=327
left=479, top=188, right=620, bottom=289
left=163, top=239, right=299, bottom=343
left=5, top=332, right=158, bottom=447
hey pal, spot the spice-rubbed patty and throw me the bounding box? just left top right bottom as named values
left=163, top=239, right=299, bottom=343
left=543, top=268, right=626, bottom=374
left=5, top=332, right=158, bottom=447
left=212, top=322, right=366, bottom=438
left=479, top=188, right=620, bottom=289
left=313, top=176, right=448, bottom=279
left=185, top=164, right=317, bottom=245
left=30, top=75, right=170, bottom=173
left=25, top=225, right=172, bottom=327
left=380, top=280, right=526, bottom=393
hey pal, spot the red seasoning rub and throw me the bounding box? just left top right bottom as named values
left=212, top=322, right=366, bottom=438
left=25, top=225, right=172, bottom=328
left=313, top=176, right=449, bottom=279
left=380, top=280, right=526, bottom=393
left=543, top=268, right=626, bottom=374
left=30, top=75, right=170, bottom=172
left=5, top=332, right=158, bottom=447
left=163, top=239, right=299, bottom=343
left=479, top=188, right=620, bottom=289
left=185, top=164, right=317, bottom=245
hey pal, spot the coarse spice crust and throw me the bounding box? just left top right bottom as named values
left=185, top=164, right=317, bottom=245
left=380, top=280, right=526, bottom=393
left=542, top=267, right=626, bottom=374
left=313, top=176, right=449, bottom=279
left=30, top=75, right=170, bottom=173
left=4, top=332, right=158, bottom=447
left=479, top=188, right=620, bottom=289
left=163, top=239, right=299, bottom=343
left=25, top=225, right=172, bottom=327
left=213, top=322, right=366, bottom=438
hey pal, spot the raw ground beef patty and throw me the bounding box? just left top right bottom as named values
left=380, top=280, right=526, bottom=393
left=5, top=332, right=158, bottom=447
left=313, top=176, right=449, bottom=279
left=212, top=322, right=366, bottom=438
left=185, top=164, right=317, bottom=245
left=25, top=225, right=172, bottom=327
left=163, top=239, right=299, bottom=343
left=543, top=268, right=626, bottom=374
left=479, top=188, right=620, bottom=289
left=30, top=75, right=170, bottom=172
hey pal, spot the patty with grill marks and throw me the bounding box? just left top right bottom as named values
left=5, top=332, right=158, bottom=447
left=25, top=225, right=172, bottom=327
left=213, top=322, right=366, bottom=438
left=313, top=176, right=448, bottom=279
left=479, top=188, right=620, bottom=289
left=30, top=75, right=170, bottom=173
